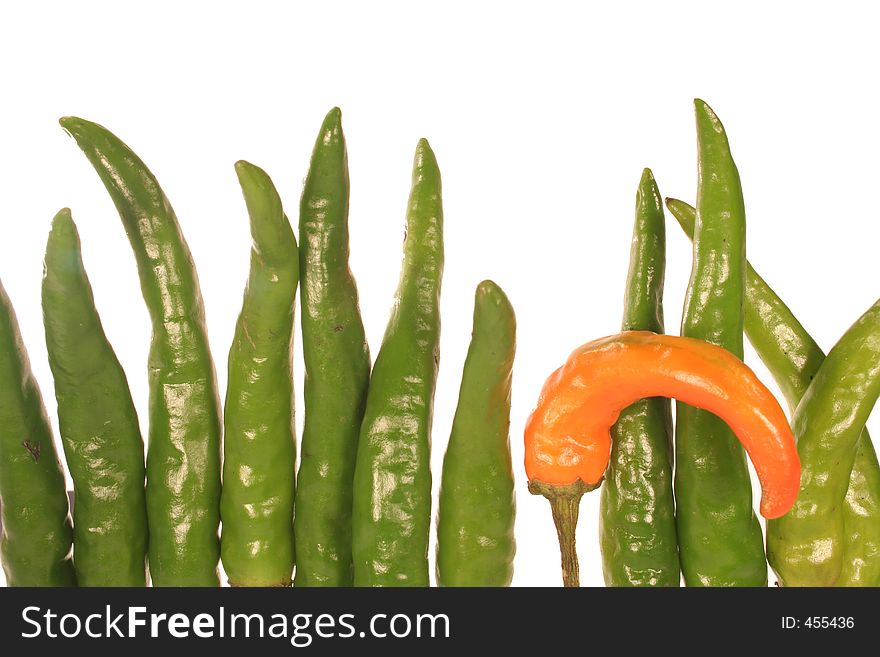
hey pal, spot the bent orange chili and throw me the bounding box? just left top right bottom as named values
left=525, top=331, right=800, bottom=586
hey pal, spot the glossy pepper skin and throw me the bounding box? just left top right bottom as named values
left=766, top=298, right=880, bottom=586
left=436, top=280, right=516, bottom=587
left=220, top=162, right=298, bottom=587
left=524, top=331, right=800, bottom=586
left=351, top=139, right=443, bottom=586
left=598, top=170, right=679, bottom=587
left=668, top=198, right=880, bottom=587
left=60, top=117, right=222, bottom=586
left=0, top=279, right=75, bottom=586
left=294, top=108, right=370, bottom=587
left=42, top=209, right=148, bottom=586
left=674, top=100, right=766, bottom=587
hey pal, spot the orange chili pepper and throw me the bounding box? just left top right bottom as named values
left=525, top=331, right=800, bottom=586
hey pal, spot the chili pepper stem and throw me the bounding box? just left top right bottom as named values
left=528, top=479, right=598, bottom=587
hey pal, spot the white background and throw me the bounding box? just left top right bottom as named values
left=2, top=1, right=879, bottom=587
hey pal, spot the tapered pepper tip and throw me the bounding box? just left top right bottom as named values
left=233, top=158, right=257, bottom=176
left=476, top=279, right=502, bottom=300
left=664, top=197, right=697, bottom=238
left=693, top=98, right=712, bottom=114
left=637, top=168, right=662, bottom=213
left=49, top=207, right=76, bottom=238
left=52, top=207, right=74, bottom=224
left=234, top=160, right=274, bottom=193
left=49, top=206, right=76, bottom=235
left=758, top=464, right=801, bottom=519
left=693, top=99, right=727, bottom=138
left=320, top=107, right=343, bottom=138
left=325, top=106, right=342, bottom=123
left=59, top=116, right=113, bottom=149
left=46, top=208, right=81, bottom=261
left=58, top=116, right=87, bottom=137
left=475, top=279, right=515, bottom=321
left=664, top=197, right=686, bottom=214
left=413, top=138, right=439, bottom=177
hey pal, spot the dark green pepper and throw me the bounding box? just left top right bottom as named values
left=220, top=162, right=298, bottom=587
left=668, top=197, right=880, bottom=587
left=599, top=169, right=679, bottom=587
left=674, top=100, right=766, bottom=586
left=60, top=117, right=222, bottom=586
left=436, top=280, right=516, bottom=587
left=0, top=278, right=75, bottom=586
left=42, top=208, right=148, bottom=586
left=294, top=108, right=371, bottom=587
left=351, top=139, right=443, bottom=586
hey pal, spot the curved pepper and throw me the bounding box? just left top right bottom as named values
left=767, top=298, right=880, bottom=586
left=525, top=331, right=800, bottom=586
left=220, top=161, right=298, bottom=587
left=60, top=116, right=222, bottom=586
left=436, top=280, right=516, bottom=586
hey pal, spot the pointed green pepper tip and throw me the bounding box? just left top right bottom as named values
left=693, top=98, right=727, bottom=138
left=233, top=158, right=264, bottom=182
left=475, top=279, right=515, bottom=324
left=51, top=206, right=74, bottom=224
left=59, top=115, right=90, bottom=138
left=58, top=116, right=118, bottom=155
left=234, top=160, right=294, bottom=265
left=693, top=98, right=714, bottom=117
left=45, top=208, right=82, bottom=281
left=664, top=197, right=696, bottom=239
left=234, top=160, right=279, bottom=212
left=234, top=160, right=281, bottom=207
left=47, top=207, right=78, bottom=247
left=325, top=106, right=342, bottom=124
left=637, top=168, right=661, bottom=210
left=416, top=137, right=434, bottom=158
left=413, top=138, right=439, bottom=175
left=318, top=107, right=344, bottom=144
left=476, top=278, right=502, bottom=302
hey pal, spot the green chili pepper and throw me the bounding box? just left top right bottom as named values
left=436, top=280, right=516, bottom=587
left=294, top=108, right=371, bottom=587
left=674, top=100, right=767, bottom=586
left=220, top=162, right=298, bottom=587
left=765, top=298, right=880, bottom=586
left=60, top=117, right=222, bottom=586
left=668, top=198, right=880, bottom=587
left=351, top=138, right=443, bottom=587
left=598, top=169, right=679, bottom=587
left=0, top=279, right=75, bottom=586
left=42, top=208, right=148, bottom=587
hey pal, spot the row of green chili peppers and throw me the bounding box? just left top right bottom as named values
left=0, top=109, right=516, bottom=587
left=2, top=100, right=879, bottom=588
